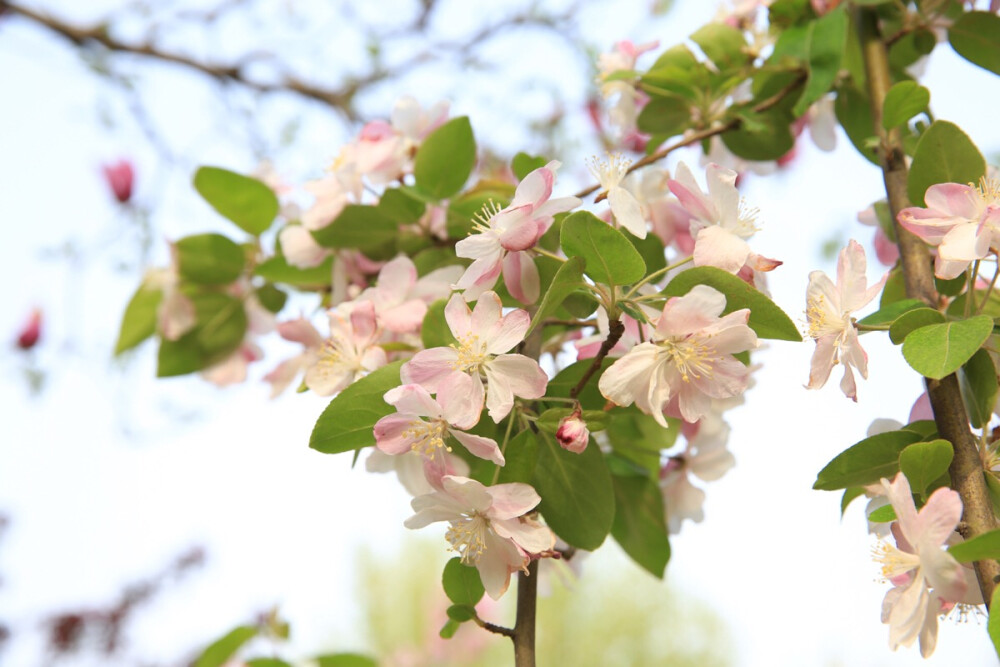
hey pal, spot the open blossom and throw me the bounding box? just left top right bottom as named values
left=401, top=292, right=547, bottom=422
left=305, top=301, right=387, bottom=396
left=596, top=40, right=659, bottom=133
left=375, top=372, right=505, bottom=465
left=588, top=154, right=647, bottom=239
left=455, top=161, right=579, bottom=303
left=405, top=475, right=555, bottom=599
left=805, top=240, right=887, bottom=401
left=897, top=176, right=1000, bottom=279
left=365, top=448, right=470, bottom=497
left=874, top=473, right=967, bottom=657
left=668, top=162, right=780, bottom=274
left=356, top=256, right=462, bottom=334
left=599, top=285, right=757, bottom=425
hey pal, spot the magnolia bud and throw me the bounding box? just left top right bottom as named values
left=102, top=159, right=134, bottom=203
left=556, top=407, right=589, bottom=454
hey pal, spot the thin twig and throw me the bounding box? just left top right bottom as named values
left=574, top=71, right=807, bottom=199
left=569, top=317, right=624, bottom=399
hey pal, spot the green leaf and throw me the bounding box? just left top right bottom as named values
left=115, top=283, right=162, bottom=354
left=626, top=229, right=667, bottom=276
left=880, top=267, right=908, bottom=307
left=841, top=486, right=867, bottom=515
left=309, top=361, right=403, bottom=454
left=414, top=117, right=476, bottom=199
left=662, top=266, right=801, bottom=341
left=901, top=315, right=993, bottom=380
left=310, top=205, right=398, bottom=251
left=814, top=430, right=923, bottom=490
left=378, top=188, right=426, bottom=224
left=907, top=121, right=986, bottom=206
left=512, top=153, right=548, bottom=181
left=898, top=439, right=954, bottom=498
left=533, top=431, right=614, bottom=550
left=255, top=283, right=287, bottom=314
left=834, top=83, right=879, bottom=165
left=497, top=428, right=539, bottom=484
left=439, top=619, right=460, bottom=639
left=421, top=299, right=456, bottom=349
left=689, top=23, right=748, bottom=70
left=157, top=292, right=247, bottom=377
left=446, top=604, right=476, bottom=622
left=560, top=211, right=645, bottom=286
left=856, top=298, right=925, bottom=327
left=195, top=625, right=258, bottom=667
left=867, top=504, right=897, bottom=523
left=605, top=411, right=679, bottom=477
left=989, top=586, right=1000, bottom=660
left=175, top=233, right=245, bottom=285
left=636, top=96, right=691, bottom=137
left=442, top=557, right=485, bottom=606
left=544, top=358, right=612, bottom=411
left=314, top=655, right=377, bottom=667
left=193, top=166, right=278, bottom=236
left=254, top=254, right=334, bottom=287
left=611, top=474, right=670, bottom=578
left=527, top=256, right=585, bottom=337
left=794, top=7, right=848, bottom=116
left=960, top=349, right=999, bottom=429
left=949, top=11, right=1000, bottom=76
left=721, top=109, right=795, bottom=161
left=948, top=528, right=1000, bottom=563
left=881, top=81, right=930, bottom=129
left=935, top=273, right=968, bottom=297
left=887, top=307, right=946, bottom=344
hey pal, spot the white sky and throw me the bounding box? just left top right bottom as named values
left=1, top=1, right=999, bottom=665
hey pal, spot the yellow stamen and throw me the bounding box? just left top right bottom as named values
left=445, top=513, right=490, bottom=564
left=403, top=418, right=450, bottom=458
left=659, top=337, right=715, bottom=382
left=451, top=334, right=489, bottom=374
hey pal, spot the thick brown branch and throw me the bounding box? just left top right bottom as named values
left=857, top=7, right=999, bottom=606
left=512, top=560, right=539, bottom=667
left=575, top=71, right=807, bottom=200
left=569, top=317, right=624, bottom=399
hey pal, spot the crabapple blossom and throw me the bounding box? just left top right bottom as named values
left=599, top=285, right=757, bottom=425
left=405, top=475, right=555, bottom=599
left=588, top=154, right=647, bottom=238
left=365, top=448, right=470, bottom=497
left=402, top=292, right=547, bottom=422
left=102, top=159, right=134, bottom=203
left=304, top=301, right=387, bottom=396
left=556, top=406, right=589, bottom=454
left=595, top=40, right=659, bottom=134
left=15, top=308, right=42, bottom=350
left=455, top=161, right=579, bottom=303
left=874, top=473, right=967, bottom=657
left=897, top=176, right=1000, bottom=279
left=660, top=412, right=735, bottom=534
left=805, top=239, right=887, bottom=400
left=668, top=162, right=781, bottom=274
left=375, top=372, right=505, bottom=465
left=263, top=317, right=325, bottom=398
left=356, top=256, right=462, bottom=334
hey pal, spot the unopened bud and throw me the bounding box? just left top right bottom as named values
left=556, top=407, right=589, bottom=454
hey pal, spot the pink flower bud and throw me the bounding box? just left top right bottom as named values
left=16, top=308, right=42, bottom=350
left=556, top=407, right=589, bottom=454
left=102, top=159, right=134, bottom=203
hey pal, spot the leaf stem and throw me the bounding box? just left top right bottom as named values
left=624, top=255, right=694, bottom=299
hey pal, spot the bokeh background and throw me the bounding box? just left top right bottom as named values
left=1, top=0, right=999, bottom=665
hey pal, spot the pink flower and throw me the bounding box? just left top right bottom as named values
left=805, top=240, right=887, bottom=401
left=874, top=473, right=967, bottom=657
left=599, top=285, right=757, bottom=425
left=15, top=308, right=42, bottom=350
left=102, top=159, right=134, bottom=203
left=356, top=256, right=462, bottom=334
left=263, top=317, right=325, bottom=398
left=455, top=162, right=579, bottom=303
left=556, top=406, right=589, bottom=454
left=365, top=448, right=470, bottom=497
left=897, top=177, right=1000, bottom=279
left=660, top=414, right=734, bottom=534
left=596, top=40, right=659, bottom=134
left=668, top=162, right=780, bottom=274
left=405, top=475, right=555, bottom=599
left=402, top=292, right=548, bottom=422
left=304, top=301, right=387, bottom=396
left=301, top=174, right=349, bottom=231
left=375, top=372, right=504, bottom=465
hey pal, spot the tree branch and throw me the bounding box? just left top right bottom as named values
left=574, top=71, right=807, bottom=200
left=857, top=7, right=999, bottom=607
left=512, top=559, right=539, bottom=667
left=569, top=317, right=624, bottom=399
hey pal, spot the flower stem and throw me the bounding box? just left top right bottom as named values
left=977, top=258, right=1000, bottom=316
left=623, top=255, right=693, bottom=299
left=491, top=410, right=519, bottom=485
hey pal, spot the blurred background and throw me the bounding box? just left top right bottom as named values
left=1, top=0, right=999, bottom=665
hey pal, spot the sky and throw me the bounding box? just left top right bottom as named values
left=1, top=1, right=1000, bottom=665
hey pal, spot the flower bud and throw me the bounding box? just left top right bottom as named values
left=102, top=159, right=134, bottom=203
left=556, top=407, right=589, bottom=454
left=16, top=308, right=42, bottom=350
